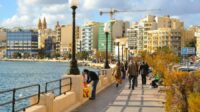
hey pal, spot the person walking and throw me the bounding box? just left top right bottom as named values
left=134, top=60, right=139, bottom=87
left=82, top=69, right=99, bottom=100
left=127, top=59, right=138, bottom=90
left=112, top=62, right=122, bottom=87
left=121, top=62, right=126, bottom=79
left=139, top=62, right=149, bottom=85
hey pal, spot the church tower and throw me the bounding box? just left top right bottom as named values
left=55, top=21, right=60, bottom=29
left=42, top=17, right=47, bottom=30
left=37, top=18, right=42, bottom=30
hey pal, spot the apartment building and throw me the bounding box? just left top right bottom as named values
left=127, top=15, right=184, bottom=54
left=81, top=22, right=100, bottom=52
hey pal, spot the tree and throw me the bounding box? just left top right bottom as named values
left=77, top=51, right=89, bottom=60
left=13, top=52, right=21, bottom=58
left=23, top=52, right=30, bottom=58
left=185, top=37, right=196, bottom=47
left=38, top=48, right=45, bottom=59
left=63, top=52, right=72, bottom=60
left=51, top=52, right=60, bottom=58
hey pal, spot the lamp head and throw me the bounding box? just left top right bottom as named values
left=104, top=22, right=110, bottom=33
left=69, top=0, right=79, bottom=7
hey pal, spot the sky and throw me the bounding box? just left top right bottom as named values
left=0, top=0, right=200, bottom=28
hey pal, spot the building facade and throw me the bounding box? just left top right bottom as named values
left=195, top=30, right=200, bottom=57
left=0, top=31, right=7, bottom=58
left=81, top=22, right=100, bottom=52
left=55, top=22, right=61, bottom=53
left=127, top=15, right=184, bottom=54
left=98, top=20, right=130, bottom=53
left=44, top=36, right=56, bottom=56
left=6, top=30, right=38, bottom=58
left=60, top=24, right=80, bottom=55
left=147, top=28, right=181, bottom=54
left=98, top=23, right=112, bottom=52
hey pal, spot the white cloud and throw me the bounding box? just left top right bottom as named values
left=0, top=0, right=71, bottom=28
left=1, top=0, right=200, bottom=28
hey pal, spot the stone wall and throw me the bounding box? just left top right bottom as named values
left=25, top=68, right=114, bottom=112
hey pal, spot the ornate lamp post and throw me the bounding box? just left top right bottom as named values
left=125, top=47, right=128, bottom=62
left=114, top=42, right=120, bottom=64
left=104, top=22, right=110, bottom=69
left=121, top=44, right=125, bottom=61
left=69, top=0, right=80, bottom=75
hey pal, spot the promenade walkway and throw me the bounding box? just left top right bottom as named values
left=73, top=77, right=165, bottom=112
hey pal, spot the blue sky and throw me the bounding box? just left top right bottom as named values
left=0, top=0, right=200, bottom=28
left=0, top=0, right=17, bottom=21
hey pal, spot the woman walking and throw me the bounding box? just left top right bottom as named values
left=112, top=62, right=122, bottom=87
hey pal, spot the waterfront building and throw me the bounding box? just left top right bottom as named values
left=147, top=28, right=181, bottom=54
left=60, top=24, right=80, bottom=56
left=98, top=23, right=112, bottom=52
left=127, top=15, right=184, bottom=54
left=195, top=30, right=200, bottom=57
left=81, top=22, right=101, bottom=52
left=0, top=31, right=7, bottom=58
left=127, top=23, right=138, bottom=54
left=37, top=17, right=50, bottom=49
left=127, top=15, right=157, bottom=54
left=6, top=30, right=38, bottom=58
left=44, top=36, right=56, bottom=56
left=114, top=37, right=128, bottom=60
left=98, top=20, right=130, bottom=53
left=55, top=22, right=61, bottom=54
left=181, top=29, right=195, bottom=47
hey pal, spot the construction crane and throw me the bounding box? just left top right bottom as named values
left=99, top=8, right=161, bottom=20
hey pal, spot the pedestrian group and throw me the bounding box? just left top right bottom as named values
left=82, top=58, right=151, bottom=100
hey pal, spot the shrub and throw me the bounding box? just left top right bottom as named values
left=188, top=93, right=200, bottom=112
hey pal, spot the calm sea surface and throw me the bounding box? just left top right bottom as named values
left=0, top=61, right=98, bottom=112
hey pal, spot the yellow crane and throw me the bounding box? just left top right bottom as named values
left=99, top=8, right=161, bottom=20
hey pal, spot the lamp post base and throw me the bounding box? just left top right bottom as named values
left=104, top=61, right=110, bottom=69
left=69, top=59, right=80, bottom=75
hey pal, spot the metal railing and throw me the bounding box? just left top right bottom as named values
left=0, top=84, right=40, bottom=112
left=45, top=77, right=72, bottom=97
left=101, top=69, right=109, bottom=75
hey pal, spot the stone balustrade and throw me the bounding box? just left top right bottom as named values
left=25, top=68, right=115, bottom=112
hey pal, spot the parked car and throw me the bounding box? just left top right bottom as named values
left=178, top=66, right=197, bottom=72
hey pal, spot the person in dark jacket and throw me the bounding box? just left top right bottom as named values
left=126, top=59, right=139, bottom=90
left=121, top=62, right=126, bottom=80
left=139, top=62, right=149, bottom=85
left=82, top=69, right=99, bottom=100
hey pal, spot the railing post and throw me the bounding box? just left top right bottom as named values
left=12, top=88, right=16, bottom=112
left=38, top=85, right=40, bottom=104
left=45, top=83, right=48, bottom=93
left=59, top=79, right=62, bottom=95
left=70, top=78, right=72, bottom=91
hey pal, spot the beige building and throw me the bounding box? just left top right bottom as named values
left=195, top=30, right=200, bottom=57
left=114, top=37, right=128, bottom=60
left=37, top=17, right=52, bottom=49
left=127, top=15, right=184, bottom=54
left=60, top=24, right=80, bottom=55
left=147, top=28, right=181, bottom=54
left=111, top=20, right=130, bottom=39
left=55, top=22, right=61, bottom=53
left=38, top=29, right=56, bottom=49
left=0, top=31, right=7, bottom=58
left=181, top=29, right=195, bottom=47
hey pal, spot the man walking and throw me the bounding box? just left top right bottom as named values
left=127, top=59, right=138, bottom=90
left=82, top=69, right=99, bottom=100
left=139, top=62, right=149, bottom=85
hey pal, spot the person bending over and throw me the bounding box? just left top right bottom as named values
left=82, top=69, right=99, bottom=100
